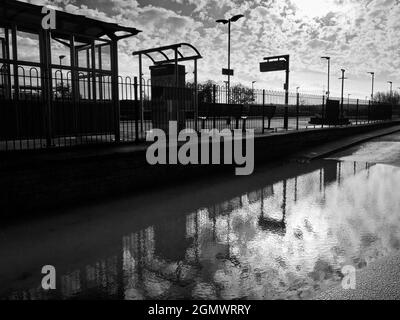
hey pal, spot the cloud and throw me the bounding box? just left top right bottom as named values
left=11, top=0, right=400, bottom=97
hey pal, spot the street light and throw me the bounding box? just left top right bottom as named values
left=339, top=69, right=347, bottom=119
left=216, top=14, right=245, bottom=103
left=388, top=81, right=393, bottom=96
left=368, top=72, right=375, bottom=101
left=296, top=86, right=300, bottom=94
left=321, top=56, right=331, bottom=99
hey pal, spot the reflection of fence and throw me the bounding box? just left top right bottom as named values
left=0, top=69, right=397, bottom=151
left=4, top=160, right=373, bottom=300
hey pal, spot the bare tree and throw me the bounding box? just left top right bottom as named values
left=230, top=83, right=255, bottom=104
left=198, top=80, right=216, bottom=104
left=373, top=91, right=400, bottom=105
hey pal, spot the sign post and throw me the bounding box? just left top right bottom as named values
left=260, top=55, right=290, bottom=130
left=222, top=69, right=234, bottom=76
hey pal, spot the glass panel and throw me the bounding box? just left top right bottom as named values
left=51, top=37, right=71, bottom=67
left=101, top=44, right=111, bottom=71
left=78, top=49, right=89, bottom=69
left=17, top=31, right=40, bottom=63
left=0, top=28, right=5, bottom=60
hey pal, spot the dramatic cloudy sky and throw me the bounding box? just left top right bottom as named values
left=20, top=0, right=400, bottom=98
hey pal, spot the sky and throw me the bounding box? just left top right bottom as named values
left=18, top=0, right=400, bottom=98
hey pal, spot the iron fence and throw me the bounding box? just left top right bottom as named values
left=0, top=67, right=397, bottom=151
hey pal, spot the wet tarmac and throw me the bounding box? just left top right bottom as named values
left=1, top=132, right=400, bottom=300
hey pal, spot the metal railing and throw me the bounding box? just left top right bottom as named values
left=0, top=68, right=397, bottom=151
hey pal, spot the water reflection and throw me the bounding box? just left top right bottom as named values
left=4, top=160, right=400, bottom=300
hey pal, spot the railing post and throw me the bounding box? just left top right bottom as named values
left=284, top=106, right=289, bottom=131
left=296, top=92, right=300, bottom=130
left=110, top=39, right=120, bottom=143
left=213, top=84, right=216, bottom=129
left=356, top=99, right=359, bottom=125
left=41, top=29, right=53, bottom=148
left=368, top=100, right=371, bottom=124
left=262, top=89, right=266, bottom=134
left=134, top=77, right=140, bottom=142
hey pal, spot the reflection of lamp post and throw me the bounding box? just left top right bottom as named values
left=296, top=86, right=300, bottom=94
left=368, top=72, right=374, bottom=101
left=321, top=56, right=331, bottom=99
left=216, top=14, right=245, bottom=103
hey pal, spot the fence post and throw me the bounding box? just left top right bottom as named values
left=41, top=29, right=53, bottom=148
left=356, top=99, right=359, bottom=125
left=194, top=85, right=198, bottom=132
left=296, top=92, right=300, bottom=130
left=284, top=105, right=289, bottom=131
left=262, top=89, right=266, bottom=134
left=321, top=95, right=325, bottom=129
left=368, top=100, right=371, bottom=124
left=134, top=77, right=140, bottom=142
left=213, top=84, right=216, bottom=129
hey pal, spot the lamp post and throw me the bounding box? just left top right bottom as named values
left=252, top=81, right=257, bottom=103
left=321, top=56, right=331, bottom=99
left=388, top=81, right=393, bottom=97
left=216, top=14, right=244, bottom=103
left=368, top=72, right=375, bottom=101
left=224, top=81, right=229, bottom=103
left=339, top=69, right=347, bottom=119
